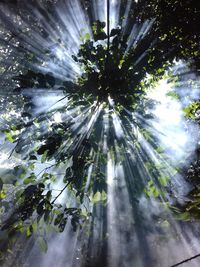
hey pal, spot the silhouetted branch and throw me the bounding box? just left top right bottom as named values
left=170, top=253, right=200, bottom=267
left=51, top=183, right=69, bottom=204
left=106, top=0, right=110, bottom=70
left=107, top=0, right=110, bottom=53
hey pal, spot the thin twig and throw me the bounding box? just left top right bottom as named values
left=105, top=0, right=110, bottom=73
left=51, top=183, right=69, bottom=204
left=36, top=163, right=56, bottom=177
left=170, top=253, right=200, bottom=267
left=107, top=0, right=110, bottom=54
left=49, top=95, right=68, bottom=109
left=8, top=142, right=18, bottom=159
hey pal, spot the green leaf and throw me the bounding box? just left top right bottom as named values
left=23, top=177, right=35, bottom=185
left=38, top=237, right=48, bottom=253
left=4, top=131, right=14, bottom=142
left=175, top=212, right=190, bottom=221
left=84, top=33, right=90, bottom=41
left=166, top=91, right=179, bottom=100
left=144, top=180, right=160, bottom=198
left=32, top=223, right=37, bottom=233
left=15, top=189, right=24, bottom=200
left=41, top=150, right=48, bottom=163
left=42, top=173, right=49, bottom=178
left=160, top=220, right=170, bottom=228
left=92, top=191, right=101, bottom=203
left=26, top=227, right=32, bottom=237
left=92, top=191, right=107, bottom=204
left=152, top=187, right=160, bottom=198
left=46, top=190, right=52, bottom=201
left=158, top=176, right=169, bottom=187
left=29, top=163, right=35, bottom=171
left=20, top=172, right=26, bottom=179
left=0, top=191, right=6, bottom=199
left=92, top=23, right=97, bottom=32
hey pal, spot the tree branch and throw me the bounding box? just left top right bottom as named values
left=51, top=183, right=69, bottom=204
left=105, top=0, right=110, bottom=73
left=107, top=0, right=110, bottom=54
left=170, top=253, right=200, bottom=267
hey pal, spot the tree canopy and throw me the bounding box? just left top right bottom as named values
left=0, top=0, right=200, bottom=264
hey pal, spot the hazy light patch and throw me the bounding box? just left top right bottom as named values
left=173, top=61, right=200, bottom=106
left=107, top=155, right=114, bottom=186
left=108, top=95, right=114, bottom=107
left=126, top=20, right=155, bottom=53
left=54, top=47, right=68, bottom=61
left=137, top=130, right=159, bottom=164
left=31, top=92, right=67, bottom=114
left=92, top=0, right=107, bottom=28
left=147, top=79, right=172, bottom=102
left=70, top=105, right=96, bottom=133
left=1, top=0, right=87, bottom=81
left=146, top=79, right=196, bottom=162
left=0, top=109, right=21, bottom=120
left=103, top=110, right=109, bottom=153
left=84, top=164, right=93, bottom=193
left=106, top=145, right=141, bottom=267
left=60, top=0, right=91, bottom=40
left=37, top=61, right=81, bottom=81
left=121, top=0, right=133, bottom=30
left=53, top=112, right=62, bottom=123
left=27, top=222, right=79, bottom=267
left=0, top=152, right=16, bottom=169
left=109, top=0, right=121, bottom=30
left=137, top=195, right=200, bottom=267
left=137, top=130, right=190, bottom=199
left=112, top=112, right=124, bottom=139
left=106, top=154, right=118, bottom=266
left=86, top=104, right=103, bottom=137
